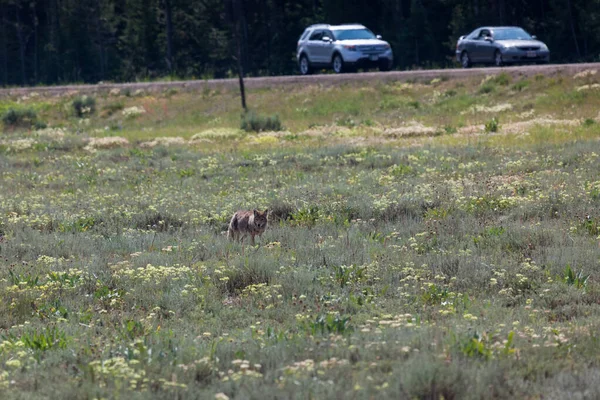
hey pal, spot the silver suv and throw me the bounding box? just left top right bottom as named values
left=296, top=24, right=393, bottom=74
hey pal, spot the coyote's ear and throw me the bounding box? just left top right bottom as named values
left=253, top=209, right=258, bottom=216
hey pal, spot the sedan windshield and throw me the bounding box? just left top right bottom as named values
left=493, top=28, right=532, bottom=40
left=332, top=28, right=376, bottom=41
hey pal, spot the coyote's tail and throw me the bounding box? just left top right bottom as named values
left=227, top=213, right=238, bottom=240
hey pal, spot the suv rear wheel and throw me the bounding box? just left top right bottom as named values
left=299, top=55, right=312, bottom=75
left=332, top=54, right=344, bottom=74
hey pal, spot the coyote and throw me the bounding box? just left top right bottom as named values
left=227, top=209, right=269, bottom=245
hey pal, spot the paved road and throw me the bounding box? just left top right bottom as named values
left=1, top=62, right=599, bottom=96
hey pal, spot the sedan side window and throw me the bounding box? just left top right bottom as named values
left=309, top=30, right=323, bottom=41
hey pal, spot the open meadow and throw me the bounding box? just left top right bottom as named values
left=3, top=69, right=600, bottom=399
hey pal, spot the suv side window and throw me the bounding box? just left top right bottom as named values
left=309, top=30, right=323, bottom=41
left=323, top=30, right=334, bottom=41
left=300, top=30, right=311, bottom=41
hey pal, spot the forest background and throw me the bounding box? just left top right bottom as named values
left=0, top=0, right=595, bottom=86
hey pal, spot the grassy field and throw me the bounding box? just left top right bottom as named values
left=2, top=69, right=600, bottom=399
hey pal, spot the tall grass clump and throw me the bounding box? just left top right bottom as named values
left=72, top=95, right=96, bottom=118
left=241, top=110, right=283, bottom=132
left=478, top=83, right=496, bottom=94
left=491, top=72, right=511, bottom=86
left=102, top=101, right=125, bottom=117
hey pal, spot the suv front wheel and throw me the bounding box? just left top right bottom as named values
left=379, top=59, right=392, bottom=72
left=332, top=54, right=344, bottom=74
left=299, top=55, right=312, bottom=75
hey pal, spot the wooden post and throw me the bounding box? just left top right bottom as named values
left=232, top=0, right=246, bottom=110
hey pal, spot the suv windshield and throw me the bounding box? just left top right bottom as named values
left=493, top=28, right=532, bottom=40
left=332, top=28, right=376, bottom=41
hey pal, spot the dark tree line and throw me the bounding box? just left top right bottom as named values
left=1, top=0, right=599, bottom=86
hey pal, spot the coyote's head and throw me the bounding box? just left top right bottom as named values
left=253, top=209, right=269, bottom=229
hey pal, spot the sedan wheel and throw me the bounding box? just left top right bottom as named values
left=299, top=55, right=312, bottom=75
left=332, top=54, right=344, bottom=74
left=461, top=52, right=471, bottom=69
left=494, top=51, right=503, bottom=67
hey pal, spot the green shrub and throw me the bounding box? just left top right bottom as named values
left=102, top=101, right=124, bottom=117
left=72, top=95, right=96, bottom=117
left=34, top=120, right=47, bottom=129
left=2, top=107, right=38, bottom=129
left=512, top=79, right=530, bottom=92
left=491, top=72, right=511, bottom=86
left=444, top=125, right=457, bottom=134
left=485, top=117, right=499, bottom=133
left=563, top=264, right=589, bottom=289
left=303, top=314, right=353, bottom=336
left=478, top=83, right=496, bottom=94
left=240, top=110, right=283, bottom=132
left=444, top=89, right=457, bottom=97
left=583, top=118, right=596, bottom=126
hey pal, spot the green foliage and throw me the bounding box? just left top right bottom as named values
left=424, top=207, right=450, bottom=220
left=102, top=101, right=125, bottom=116
left=479, top=83, right=496, bottom=94
left=8, top=270, right=40, bottom=287
left=389, top=163, right=413, bottom=176
left=485, top=117, right=499, bottom=133
left=47, top=271, right=81, bottom=287
left=120, top=319, right=147, bottom=340
left=444, top=89, right=457, bottom=97
left=3, top=327, right=70, bottom=353
left=291, top=205, right=320, bottom=227
left=304, top=314, right=353, bottom=336
left=443, top=125, right=457, bottom=134
left=332, top=264, right=366, bottom=288
left=512, top=80, right=530, bottom=92
left=379, top=97, right=404, bottom=110
left=58, top=216, right=97, bottom=233
left=577, top=215, right=600, bottom=235
left=408, top=100, right=421, bottom=109
left=241, top=110, right=283, bottom=132
left=421, top=283, right=449, bottom=305
left=458, top=332, right=492, bottom=360
left=2, top=107, right=38, bottom=129
left=36, top=300, right=69, bottom=320
left=491, top=73, right=511, bottom=86
left=583, top=118, right=596, bottom=126
left=563, top=265, right=589, bottom=289
left=72, top=96, right=96, bottom=118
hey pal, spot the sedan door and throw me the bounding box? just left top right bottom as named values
left=477, top=29, right=496, bottom=62
left=462, top=31, right=481, bottom=61
left=472, top=29, right=491, bottom=61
